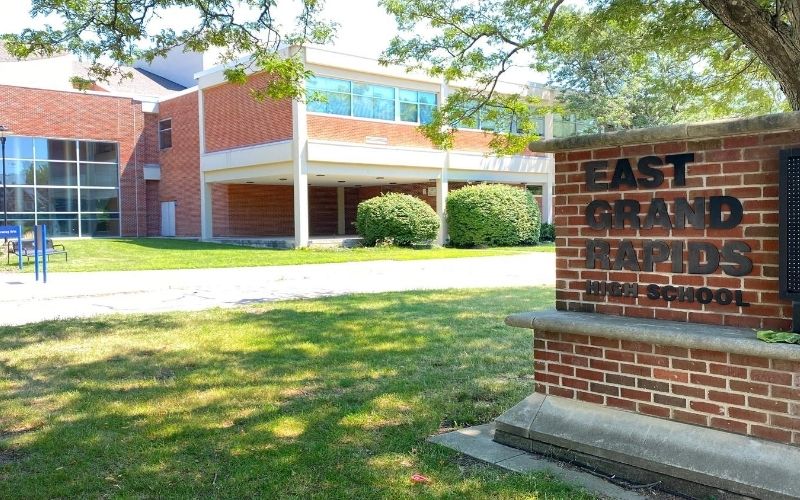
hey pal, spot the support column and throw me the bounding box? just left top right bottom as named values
left=292, top=50, right=310, bottom=248
left=544, top=112, right=555, bottom=224
left=436, top=162, right=448, bottom=246
left=336, top=186, right=346, bottom=235
left=200, top=177, right=213, bottom=240
left=541, top=181, right=553, bottom=223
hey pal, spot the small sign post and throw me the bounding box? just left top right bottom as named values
left=33, top=224, right=49, bottom=283
left=0, top=225, right=22, bottom=270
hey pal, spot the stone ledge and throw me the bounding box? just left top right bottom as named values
left=505, top=310, right=800, bottom=361
left=529, top=111, right=800, bottom=153
left=495, top=393, right=800, bottom=499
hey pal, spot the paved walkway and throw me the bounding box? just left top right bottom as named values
left=0, top=253, right=555, bottom=325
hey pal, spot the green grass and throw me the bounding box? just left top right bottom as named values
left=2, top=238, right=554, bottom=273
left=0, top=287, right=593, bottom=499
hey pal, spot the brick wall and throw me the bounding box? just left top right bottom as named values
left=203, top=73, right=293, bottom=153
left=0, top=85, right=155, bottom=236
left=145, top=180, right=160, bottom=236
left=158, top=91, right=201, bottom=237
left=554, top=132, right=798, bottom=331
left=308, top=114, right=531, bottom=153
left=533, top=330, right=800, bottom=446
left=213, top=184, right=294, bottom=237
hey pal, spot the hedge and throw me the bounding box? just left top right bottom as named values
left=356, top=193, right=440, bottom=246
left=540, top=222, right=555, bottom=242
left=446, top=184, right=541, bottom=247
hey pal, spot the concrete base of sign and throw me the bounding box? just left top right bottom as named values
left=494, top=392, right=800, bottom=499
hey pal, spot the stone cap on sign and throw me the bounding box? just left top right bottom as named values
left=506, top=310, right=800, bottom=362
left=529, top=111, right=800, bottom=153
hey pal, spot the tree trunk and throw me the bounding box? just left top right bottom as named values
left=699, top=0, right=800, bottom=110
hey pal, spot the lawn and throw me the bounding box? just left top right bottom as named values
left=0, top=287, right=593, bottom=499
left=2, top=238, right=554, bottom=273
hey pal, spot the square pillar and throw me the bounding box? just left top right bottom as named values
left=541, top=181, right=553, bottom=224
left=292, top=78, right=310, bottom=248
left=200, top=176, right=213, bottom=240
left=436, top=177, right=448, bottom=246
left=337, top=186, right=346, bottom=235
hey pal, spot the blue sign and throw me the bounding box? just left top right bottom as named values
left=0, top=225, right=20, bottom=238
left=1, top=225, right=23, bottom=270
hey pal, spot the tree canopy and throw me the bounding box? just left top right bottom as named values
left=4, top=0, right=800, bottom=153
left=2, top=0, right=337, bottom=100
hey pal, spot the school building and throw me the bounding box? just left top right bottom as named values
left=0, top=45, right=589, bottom=246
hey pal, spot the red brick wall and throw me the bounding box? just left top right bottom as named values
left=554, top=133, right=798, bottom=331
left=158, top=91, right=201, bottom=237
left=213, top=184, right=294, bottom=237
left=203, top=73, right=293, bottom=153
left=0, top=85, right=155, bottom=236
left=533, top=330, right=800, bottom=446
left=157, top=91, right=201, bottom=237
left=308, top=115, right=526, bottom=153
left=145, top=180, right=160, bottom=236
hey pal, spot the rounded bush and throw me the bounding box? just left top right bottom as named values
left=446, top=184, right=541, bottom=247
left=356, top=193, right=440, bottom=246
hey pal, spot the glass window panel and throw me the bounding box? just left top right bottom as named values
left=371, top=85, right=395, bottom=100
left=81, top=214, right=120, bottom=237
left=0, top=187, right=35, bottom=212
left=419, top=104, right=435, bottom=125
left=35, top=162, right=78, bottom=186
left=2, top=160, right=35, bottom=185
left=418, top=92, right=437, bottom=105
left=79, top=142, right=118, bottom=162
left=399, top=89, right=418, bottom=103
left=80, top=163, right=119, bottom=187
left=352, top=83, right=371, bottom=96
left=35, top=139, right=77, bottom=161
left=374, top=99, right=395, bottom=120
left=307, top=76, right=350, bottom=93
left=307, top=99, right=327, bottom=113
left=4, top=137, right=34, bottom=159
left=326, top=92, right=351, bottom=116
left=80, top=189, right=119, bottom=212
left=399, top=102, right=418, bottom=122
left=37, top=214, right=78, bottom=237
left=352, top=95, right=374, bottom=118
left=36, top=187, right=78, bottom=212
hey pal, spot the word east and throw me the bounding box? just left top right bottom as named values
left=585, top=281, right=750, bottom=307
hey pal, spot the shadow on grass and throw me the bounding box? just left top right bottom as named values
left=0, top=287, right=588, bottom=498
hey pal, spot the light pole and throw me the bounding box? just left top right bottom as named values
left=0, top=125, right=10, bottom=227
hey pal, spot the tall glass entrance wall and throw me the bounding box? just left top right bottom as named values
left=0, top=137, right=120, bottom=237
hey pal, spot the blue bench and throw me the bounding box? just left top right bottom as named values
left=6, top=239, right=68, bottom=265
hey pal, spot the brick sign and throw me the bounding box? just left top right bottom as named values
left=554, top=135, right=794, bottom=330
left=582, top=153, right=751, bottom=307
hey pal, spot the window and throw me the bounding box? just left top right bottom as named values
left=307, top=76, right=437, bottom=124
left=0, top=136, right=121, bottom=237
left=553, top=114, right=594, bottom=138
left=159, top=119, right=172, bottom=149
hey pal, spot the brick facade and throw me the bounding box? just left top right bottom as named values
left=203, top=73, right=293, bottom=153
left=0, top=85, right=155, bottom=236
left=533, top=330, right=800, bottom=446
left=158, top=91, right=201, bottom=237
left=553, top=132, right=798, bottom=331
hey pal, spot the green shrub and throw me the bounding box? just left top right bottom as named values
left=540, top=222, right=555, bottom=242
left=446, top=184, right=541, bottom=247
left=356, top=193, right=440, bottom=246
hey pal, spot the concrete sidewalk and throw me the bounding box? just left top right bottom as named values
left=0, top=253, right=555, bottom=325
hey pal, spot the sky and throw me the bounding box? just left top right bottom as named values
left=0, top=0, right=547, bottom=83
